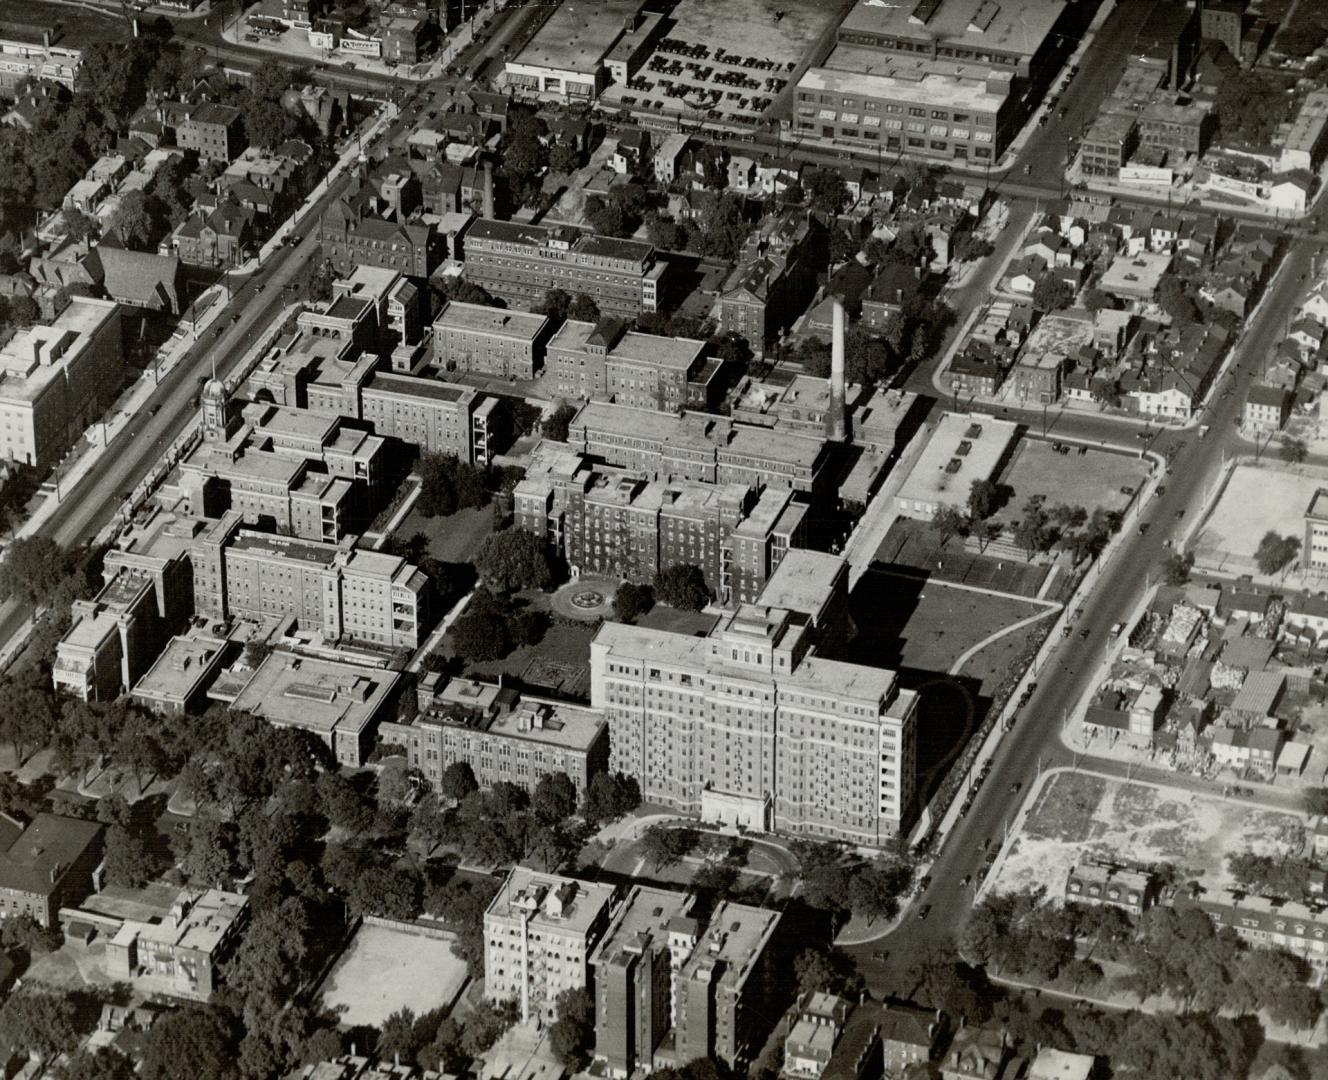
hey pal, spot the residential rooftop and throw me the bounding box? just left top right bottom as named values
left=487, top=867, right=617, bottom=937
left=433, top=300, right=550, bottom=341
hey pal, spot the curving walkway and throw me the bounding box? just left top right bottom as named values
left=948, top=604, right=1060, bottom=677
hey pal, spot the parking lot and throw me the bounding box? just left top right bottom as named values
left=598, top=0, right=834, bottom=128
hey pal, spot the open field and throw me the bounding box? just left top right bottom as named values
left=874, top=518, right=1050, bottom=598
left=320, top=923, right=468, bottom=1028
left=1192, top=462, right=1325, bottom=578
left=990, top=771, right=1306, bottom=899
left=992, top=441, right=1146, bottom=527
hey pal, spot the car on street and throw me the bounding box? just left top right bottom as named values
left=1079, top=628, right=1090, bottom=639
left=960, top=874, right=971, bottom=887
left=917, top=904, right=932, bottom=920
left=918, top=875, right=932, bottom=890
left=1009, top=781, right=1022, bottom=794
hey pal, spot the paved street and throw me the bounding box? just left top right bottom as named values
left=847, top=210, right=1318, bottom=998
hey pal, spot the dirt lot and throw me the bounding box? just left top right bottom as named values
left=320, top=923, right=469, bottom=1028
left=991, top=771, right=1306, bottom=899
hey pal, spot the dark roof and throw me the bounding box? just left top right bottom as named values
left=879, top=1004, right=939, bottom=1048
left=94, top=247, right=181, bottom=311
left=0, top=814, right=102, bottom=897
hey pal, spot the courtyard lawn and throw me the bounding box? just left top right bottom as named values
left=394, top=504, right=495, bottom=565
left=992, top=441, right=1147, bottom=528
left=453, top=596, right=597, bottom=700
left=990, top=771, right=1305, bottom=899
left=320, top=923, right=469, bottom=1029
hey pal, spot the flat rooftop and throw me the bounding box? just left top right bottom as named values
left=364, top=371, right=471, bottom=404
left=611, top=331, right=705, bottom=371
left=487, top=867, right=617, bottom=937
left=797, top=63, right=1009, bottom=112
left=1019, top=310, right=1094, bottom=363
left=896, top=411, right=1019, bottom=509
left=590, top=884, right=693, bottom=965
left=229, top=529, right=341, bottom=567
left=838, top=0, right=1065, bottom=62
left=228, top=650, right=396, bottom=740
left=756, top=550, right=844, bottom=619
left=434, top=300, right=549, bottom=341
left=511, top=0, right=649, bottom=76
left=679, top=900, right=779, bottom=989
left=131, top=632, right=228, bottom=705
left=0, top=297, right=118, bottom=404
left=125, top=888, right=248, bottom=955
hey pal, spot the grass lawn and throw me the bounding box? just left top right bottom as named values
left=394, top=504, right=495, bottom=564
left=320, top=923, right=469, bottom=1028
left=874, top=518, right=1050, bottom=598
left=454, top=597, right=597, bottom=700
left=959, top=615, right=1053, bottom=698
left=992, top=771, right=1305, bottom=899
left=992, top=441, right=1147, bottom=527
left=835, top=570, right=1045, bottom=679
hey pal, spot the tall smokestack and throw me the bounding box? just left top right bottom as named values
left=827, top=297, right=847, bottom=442
left=482, top=160, right=495, bottom=219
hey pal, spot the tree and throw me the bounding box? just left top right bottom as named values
left=0, top=992, right=81, bottom=1058
left=549, top=140, right=581, bottom=175
left=0, top=671, right=53, bottom=764
left=449, top=611, right=509, bottom=663
left=653, top=564, right=709, bottom=610
left=645, top=212, right=685, bottom=252
left=930, top=505, right=968, bottom=548
left=317, top=771, right=374, bottom=834
left=96, top=792, right=133, bottom=829
left=968, top=478, right=1002, bottom=522
left=794, top=946, right=863, bottom=997
left=103, top=825, right=159, bottom=888
left=458, top=1000, right=518, bottom=1058
left=1254, top=530, right=1300, bottom=576
left=6, top=294, right=38, bottom=329
left=696, top=192, right=747, bottom=261
left=1163, top=552, right=1194, bottom=586
left=569, top=293, right=600, bottom=323
left=108, top=189, right=156, bottom=250
left=0, top=535, right=67, bottom=606
left=417, top=452, right=491, bottom=517
left=62, top=208, right=99, bottom=243
left=502, top=112, right=548, bottom=191
left=548, top=988, right=595, bottom=1069
left=1281, top=436, right=1308, bottom=465
left=532, top=771, right=578, bottom=828
left=1303, top=787, right=1328, bottom=816
left=1158, top=275, right=1200, bottom=324
left=0, top=912, right=61, bottom=954
left=804, top=168, right=848, bottom=215
left=1032, top=272, right=1074, bottom=313
left=244, top=96, right=297, bottom=150
left=378, top=1008, right=425, bottom=1066
left=640, top=823, right=698, bottom=870
left=1082, top=286, right=1115, bottom=313
left=178, top=817, right=234, bottom=888
left=613, top=582, right=652, bottom=623
left=582, top=772, right=640, bottom=825
left=440, top=761, right=478, bottom=804
left=140, top=1008, right=238, bottom=1080
left=538, top=288, right=572, bottom=321
left=1269, top=982, right=1322, bottom=1030
left=953, top=233, right=995, bottom=262
left=475, top=528, right=555, bottom=593
left=225, top=900, right=310, bottom=1005
left=847, top=859, right=912, bottom=922
left=542, top=402, right=577, bottom=442
left=58, top=1047, right=136, bottom=1080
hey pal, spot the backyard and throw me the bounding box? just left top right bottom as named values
left=319, top=922, right=470, bottom=1029
left=989, top=771, right=1306, bottom=900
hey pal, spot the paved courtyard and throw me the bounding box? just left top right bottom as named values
left=320, top=923, right=469, bottom=1028
left=989, top=771, right=1306, bottom=900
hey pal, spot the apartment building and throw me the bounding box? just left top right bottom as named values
left=0, top=296, right=122, bottom=469
left=1063, top=859, right=1156, bottom=916
left=1306, top=490, right=1328, bottom=571
left=432, top=300, right=551, bottom=379
left=105, top=889, right=249, bottom=1003
left=718, top=211, right=823, bottom=356
left=176, top=104, right=246, bottom=164
left=461, top=218, right=666, bottom=318
left=484, top=868, right=617, bottom=1022
left=53, top=510, right=201, bottom=702
left=1188, top=888, right=1328, bottom=968
left=591, top=886, right=783, bottom=1076
left=674, top=901, right=783, bottom=1069
left=130, top=631, right=230, bottom=715
left=546, top=317, right=717, bottom=411
left=190, top=512, right=429, bottom=650
left=514, top=447, right=806, bottom=600
left=379, top=673, right=609, bottom=797
left=0, top=31, right=81, bottom=94
left=567, top=401, right=831, bottom=497
left=178, top=387, right=386, bottom=543
left=590, top=576, right=918, bottom=844
left=216, top=648, right=400, bottom=766
left=0, top=814, right=103, bottom=928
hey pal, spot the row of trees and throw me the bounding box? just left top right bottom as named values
left=963, top=888, right=1324, bottom=1030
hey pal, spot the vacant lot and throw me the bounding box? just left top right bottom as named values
left=320, top=923, right=469, bottom=1028
left=395, top=504, right=495, bottom=565
left=992, top=441, right=1146, bottom=527
left=1193, top=463, right=1323, bottom=577
left=991, top=771, right=1306, bottom=899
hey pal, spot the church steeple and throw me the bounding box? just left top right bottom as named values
left=201, top=365, right=236, bottom=444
